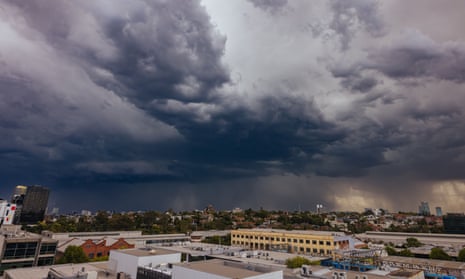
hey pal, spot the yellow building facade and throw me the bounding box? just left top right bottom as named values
left=231, top=229, right=351, bottom=257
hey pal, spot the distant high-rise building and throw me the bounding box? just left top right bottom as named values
left=11, top=185, right=50, bottom=224
left=436, top=207, right=443, bottom=217
left=418, top=201, right=431, bottom=216
left=13, top=185, right=27, bottom=196
left=443, top=213, right=465, bottom=234
left=50, top=207, right=59, bottom=216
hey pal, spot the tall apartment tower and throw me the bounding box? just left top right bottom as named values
left=418, top=201, right=431, bottom=216
left=12, top=185, right=50, bottom=224
left=435, top=207, right=443, bottom=217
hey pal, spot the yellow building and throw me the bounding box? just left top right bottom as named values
left=231, top=229, right=352, bottom=257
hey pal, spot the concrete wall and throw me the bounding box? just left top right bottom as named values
left=137, top=253, right=182, bottom=268
left=109, top=250, right=181, bottom=279
left=109, top=250, right=139, bottom=279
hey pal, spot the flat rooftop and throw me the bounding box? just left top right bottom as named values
left=357, top=232, right=465, bottom=246
left=234, top=228, right=344, bottom=236
left=382, top=256, right=465, bottom=270
left=176, top=259, right=269, bottom=278
left=0, top=225, right=55, bottom=241
left=3, top=262, right=115, bottom=279
left=113, top=247, right=179, bottom=257
left=388, top=269, right=422, bottom=277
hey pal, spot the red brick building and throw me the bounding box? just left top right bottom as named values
left=81, top=238, right=134, bottom=259
left=59, top=237, right=134, bottom=259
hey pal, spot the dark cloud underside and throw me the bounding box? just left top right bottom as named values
left=1, top=0, right=465, bottom=212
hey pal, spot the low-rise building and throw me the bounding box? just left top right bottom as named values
left=231, top=229, right=354, bottom=256
left=57, top=237, right=134, bottom=259
left=190, top=230, right=230, bottom=243
left=43, top=231, right=190, bottom=248
left=172, top=259, right=283, bottom=279
left=4, top=262, right=113, bottom=279
left=109, top=247, right=182, bottom=279
left=0, top=225, right=57, bottom=275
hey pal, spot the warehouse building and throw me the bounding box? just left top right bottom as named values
left=231, top=229, right=354, bottom=256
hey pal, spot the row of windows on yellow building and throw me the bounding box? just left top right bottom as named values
left=230, top=229, right=350, bottom=256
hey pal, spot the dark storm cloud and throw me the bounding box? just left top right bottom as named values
left=337, top=74, right=379, bottom=93
left=7, top=0, right=229, bottom=104
left=151, top=93, right=345, bottom=177
left=0, top=0, right=224, bottom=200
left=331, top=31, right=465, bottom=83
left=100, top=1, right=230, bottom=104
left=369, top=42, right=465, bottom=82
left=247, top=0, right=288, bottom=13
left=2, top=0, right=465, bottom=212
left=329, top=0, right=386, bottom=50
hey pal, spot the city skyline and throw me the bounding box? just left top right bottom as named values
left=1, top=1, right=465, bottom=212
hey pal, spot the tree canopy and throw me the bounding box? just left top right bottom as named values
left=458, top=248, right=465, bottom=262
left=285, top=256, right=312, bottom=268
left=405, top=237, right=422, bottom=247
left=429, top=247, right=451, bottom=260
left=57, top=245, right=89, bottom=264
left=398, top=249, right=413, bottom=257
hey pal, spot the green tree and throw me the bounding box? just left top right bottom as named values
left=201, top=234, right=231, bottom=246
left=398, top=249, right=413, bottom=257
left=94, top=211, right=109, bottom=231
left=429, top=247, right=451, bottom=260
left=406, top=237, right=422, bottom=248
left=385, top=246, right=397, bottom=256
left=57, top=246, right=89, bottom=264
left=285, top=256, right=311, bottom=268
left=458, top=248, right=465, bottom=262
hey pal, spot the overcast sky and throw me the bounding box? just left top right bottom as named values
left=1, top=0, right=465, bottom=213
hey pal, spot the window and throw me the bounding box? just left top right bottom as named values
left=326, top=241, right=331, bottom=246
left=306, top=240, right=310, bottom=244
left=313, top=248, right=318, bottom=253
left=319, top=249, right=325, bottom=254
left=312, top=240, right=317, bottom=245
left=319, top=241, right=324, bottom=245
left=3, top=242, right=38, bottom=259
left=300, top=247, right=304, bottom=252
left=40, top=243, right=57, bottom=255
left=37, top=257, right=54, bottom=266
left=293, top=239, right=297, bottom=243
left=89, top=253, right=94, bottom=259
left=306, top=248, right=311, bottom=253
left=288, top=238, right=292, bottom=242
left=0, top=261, right=33, bottom=273
left=299, top=239, right=303, bottom=243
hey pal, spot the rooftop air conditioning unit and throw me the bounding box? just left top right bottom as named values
left=300, top=265, right=312, bottom=277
